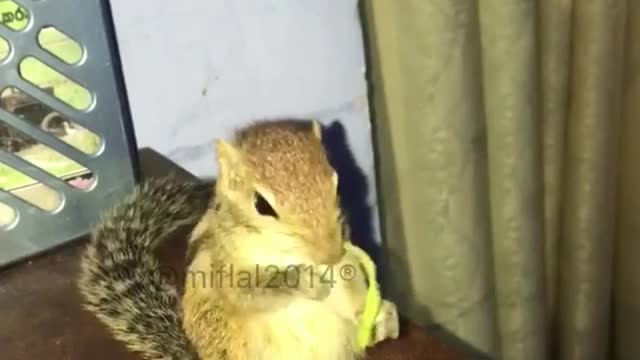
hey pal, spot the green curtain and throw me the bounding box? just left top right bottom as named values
left=361, top=0, right=635, bottom=359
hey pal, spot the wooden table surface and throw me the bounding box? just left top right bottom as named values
left=0, top=149, right=468, bottom=360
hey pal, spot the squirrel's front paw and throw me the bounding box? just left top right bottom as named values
left=373, top=300, right=400, bottom=344
left=302, top=266, right=332, bottom=301
left=308, top=281, right=332, bottom=301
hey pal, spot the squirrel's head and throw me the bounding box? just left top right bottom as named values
left=213, top=119, right=345, bottom=265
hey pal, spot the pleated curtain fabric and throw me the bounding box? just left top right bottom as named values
left=361, top=0, right=635, bottom=359
left=615, top=1, right=640, bottom=359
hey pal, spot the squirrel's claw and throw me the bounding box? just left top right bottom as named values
left=372, top=300, right=400, bottom=344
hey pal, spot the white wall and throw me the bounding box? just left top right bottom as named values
left=109, top=0, right=381, bottom=244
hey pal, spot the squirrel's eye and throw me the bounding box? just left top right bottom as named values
left=254, top=192, right=278, bottom=218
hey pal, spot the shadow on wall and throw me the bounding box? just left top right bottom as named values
left=322, top=120, right=416, bottom=312
left=321, top=120, right=382, bottom=277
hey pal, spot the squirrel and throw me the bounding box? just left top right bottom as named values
left=78, top=119, right=399, bottom=360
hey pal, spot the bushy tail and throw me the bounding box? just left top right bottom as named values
left=78, top=176, right=213, bottom=360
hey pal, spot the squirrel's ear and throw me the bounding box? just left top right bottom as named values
left=215, top=139, right=242, bottom=188
left=312, top=120, right=323, bottom=140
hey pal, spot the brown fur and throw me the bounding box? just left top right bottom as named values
left=218, top=119, right=344, bottom=265
left=235, top=120, right=334, bottom=223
